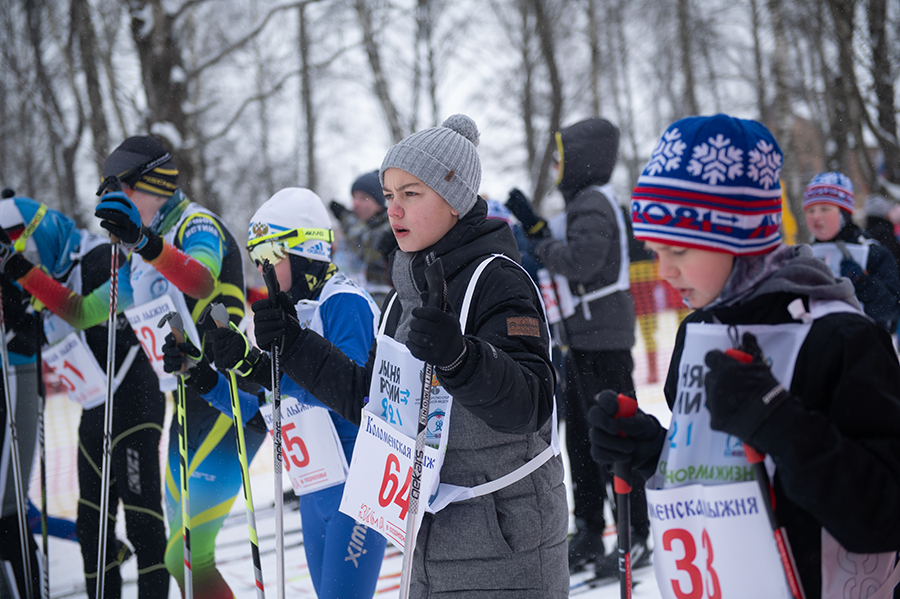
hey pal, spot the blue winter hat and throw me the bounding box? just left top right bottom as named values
left=632, top=114, right=783, bottom=255
left=351, top=171, right=386, bottom=208
left=803, top=172, right=855, bottom=213
left=0, top=196, right=80, bottom=278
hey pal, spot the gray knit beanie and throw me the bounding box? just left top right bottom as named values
left=379, top=114, right=481, bottom=217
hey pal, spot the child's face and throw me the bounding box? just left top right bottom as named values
left=383, top=168, right=459, bottom=253
left=646, top=241, right=734, bottom=309
left=804, top=203, right=843, bottom=241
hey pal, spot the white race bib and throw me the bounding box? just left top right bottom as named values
left=259, top=397, right=348, bottom=496
left=43, top=332, right=106, bottom=409
left=124, top=295, right=199, bottom=392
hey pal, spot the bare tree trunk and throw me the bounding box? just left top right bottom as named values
left=867, top=0, right=900, bottom=184
left=587, top=0, right=602, bottom=117
left=514, top=0, right=539, bottom=186
left=612, top=0, right=641, bottom=190
left=677, top=0, right=699, bottom=116
left=768, top=0, right=806, bottom=239
left=71, top=0, right=109, bottom=171
left=354, top=0, right=404, bottom=143
left=299, top=2, right=317, bottom=192
left=530, top=0, right=563, bottom=208
left=26, top=0, right=85, bottom=222
left=127, top=0, right=197, bottom=200
left=750, top=0, right=767, bottom=118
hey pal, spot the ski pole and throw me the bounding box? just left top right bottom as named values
left=0, top=276, right=36, bottom=598
left=160, top=312, right=193, bottom=599
left=95, top=240, right=119, bottom=599
left=260, top=260, right=285, bottom=599
left=398, top=257, right=445, bottom=599
left=613, top=393, right=638, bottom=599
left=35, top=311, right=49, bottom=599
left=207, top=304, right=266, bottom=598
left=725, top=348, right=806, bottom=599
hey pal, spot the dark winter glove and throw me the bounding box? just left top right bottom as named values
left=587, top=390, right=665, bottom=476
left=94, top=192, right=163, bottom=259
left=329, top=200, right=349, bottom=221
left=252, top=291, right=305, bottom=354
left=162, top=332, right=218, bottom=394
left=505, top=188, right=550, bottom=239
left=406, top=306, right=468, bottom=372
left=704, top=332, right=791, bottom=442
left=206, top=325, right=266, bottom=378
left=0, top=228, right=34, bottom=280
left=839, top=259, right=866, bottom=285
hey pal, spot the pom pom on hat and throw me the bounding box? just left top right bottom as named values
left=631, top=114, right=783, bottom=256
left=380, top=114, right=482, bottom=217
left=803, top=172, right=855, bottom=213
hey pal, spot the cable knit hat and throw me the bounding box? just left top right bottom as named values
left=803, top=172, right=855, bottom=213
left=380, top=114, right=481, bottom=217
left=632, top=114, right=783, bottom=255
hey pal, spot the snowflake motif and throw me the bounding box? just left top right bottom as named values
left=646, top=129, right=687, bottom=176
left=686, top=134, right=744, bottom=185
left=747, top=141, right=783, bottom=190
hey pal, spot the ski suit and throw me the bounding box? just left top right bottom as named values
left=200, top=271, right=387, bottom=597
left=9, top=191, right=257, bottom=598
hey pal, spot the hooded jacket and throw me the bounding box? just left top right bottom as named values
left=659, top=245, right=900, bottom=598
left=279, top=198, right=568, bottom=597
left=535, top=118, right=635, bottom=351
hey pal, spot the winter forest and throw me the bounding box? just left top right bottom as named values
left=2, top=0, right=899, bottom=248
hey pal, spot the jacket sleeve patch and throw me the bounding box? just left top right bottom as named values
left=507, top=316, right=540, bottom=338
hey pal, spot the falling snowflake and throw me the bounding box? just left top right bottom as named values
left=747, top=141, right=782, bottom=189
left=686, top=134, right=744, bottom=185
left=645, top=129, right=687, bottom=176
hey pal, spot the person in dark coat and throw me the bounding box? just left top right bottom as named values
left=245, top=115, right=568, bottom=597
left=590, top=114, right=900, bottom=599
left=505, top=117, right=650, bottom=576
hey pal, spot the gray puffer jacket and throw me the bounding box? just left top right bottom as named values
left=536, top=117, right=635, bottom=351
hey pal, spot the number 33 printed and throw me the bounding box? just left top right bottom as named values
left=663, top=528, right=722, bottom=599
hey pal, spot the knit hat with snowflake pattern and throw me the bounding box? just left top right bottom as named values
left=631, top=114, right=784, bottom=255
left=802, top=172, right=855, bottom=214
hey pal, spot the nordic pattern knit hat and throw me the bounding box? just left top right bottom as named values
left=380, top=114, right=481, bottom=217
left=103, top=136, right=178, bottom=197
left=351, top=170, right=386, bottom=207
left=632, top=114, right=783, bottom=255
left=803, top=172, right=855, bottom=213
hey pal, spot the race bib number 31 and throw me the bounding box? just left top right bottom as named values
left=647, top=481, right=793, bottom=599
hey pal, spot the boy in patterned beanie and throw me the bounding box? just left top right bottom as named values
left=588, top=114, right=900, bottom=598
left=803, top=171, right=900, bottom=330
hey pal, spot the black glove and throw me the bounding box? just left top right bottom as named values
left=587, top=390, right=665, bottom=475
left=94, top=192, right=163, bottom=259
left=840, top=259, right=865, bottom=285
left=505, top=188, right=550, bottom=239
left=206, top=326, right=262, bottom=377
left=704, top=332, right=790, bottom=442
left=252, top=291, right=305, bottom=353
left=0, top=229, right=34, bottom=280
left=329, top=200, right=348, bottom=221
left=161, top=332, right=218, bottom=394
left=406, top=306, right=468, bottom=372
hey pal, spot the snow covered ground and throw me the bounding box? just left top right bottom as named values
left=34, top=311, right=683, bottom=598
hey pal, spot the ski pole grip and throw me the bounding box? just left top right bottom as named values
left=423, top=258, right=445, bottom=310
left=261, top=258, right=280, bottom=299
left=725, top=348, right=753, bottom=363
left=613, top=394, right=638, bottom=493
left=159, top=312, right=188, bottom=374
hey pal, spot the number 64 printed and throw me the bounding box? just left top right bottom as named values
left=663, top=528, right=722, bottom=599
left=378, top=453, right=411, bottom=521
